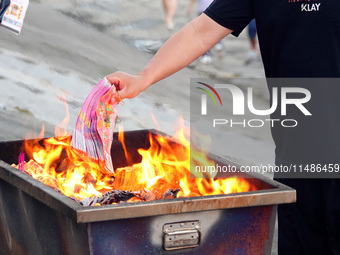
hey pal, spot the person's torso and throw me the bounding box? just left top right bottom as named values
left=254, top=0, right=340, bottom=164
left=254, top=0, right=340, bottom=78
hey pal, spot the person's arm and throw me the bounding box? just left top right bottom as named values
left=106, top=14, right=232, bottom=99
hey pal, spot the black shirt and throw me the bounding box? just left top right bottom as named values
left=205, top=0, right=340, bottom=164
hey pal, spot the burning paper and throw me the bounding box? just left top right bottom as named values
left=12, top=129, right=256, bottom=206
left=12, top=159, right=59, bottom=189
left=71, top=77, right=119, bottom=175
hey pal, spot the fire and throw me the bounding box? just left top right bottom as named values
left=22, top=135, right=114, bottom=199
left=120, top=127, right=255, bottom=198
left=15, top=99, right=255, bottom=204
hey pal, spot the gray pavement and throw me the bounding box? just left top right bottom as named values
left=0, top=1, right=277, bottom=253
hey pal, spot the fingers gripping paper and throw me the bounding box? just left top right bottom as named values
left=71, top=78, right=119, bottom=175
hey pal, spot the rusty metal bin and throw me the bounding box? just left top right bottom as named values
left=0, top=130, right=296, bottom=255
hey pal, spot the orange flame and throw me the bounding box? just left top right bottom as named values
left=16, top=102, right=255, bottom=204
left=113, top=127, right=256, bottom=199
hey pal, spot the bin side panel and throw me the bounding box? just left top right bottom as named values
left=88, top=205, right=274, bottom=255
left=0, top=178, right=90, bottom=255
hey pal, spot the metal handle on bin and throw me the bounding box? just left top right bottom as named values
left=163, top=221, right=201, bottom=251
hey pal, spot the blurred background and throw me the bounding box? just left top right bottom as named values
left=0, top=0, right=269, bottom=167
left=0, top=1, right=279, bottom=253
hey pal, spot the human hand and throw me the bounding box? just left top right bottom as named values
left=106, top=71, right=148, bottom=100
